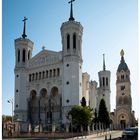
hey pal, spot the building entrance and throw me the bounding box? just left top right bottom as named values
left=120, top=120, right=126, bottom=129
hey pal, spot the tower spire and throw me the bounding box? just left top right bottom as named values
left=103, top=54, right=106, bottom=71
left=22, top=17, right=28, bottom=39
left=68, top=0, right=75, bottom=21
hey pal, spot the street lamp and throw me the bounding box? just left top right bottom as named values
left=7, top=99, right=14, bottom=122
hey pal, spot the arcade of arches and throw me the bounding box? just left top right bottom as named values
left=28, top=87, right=62, bottom=126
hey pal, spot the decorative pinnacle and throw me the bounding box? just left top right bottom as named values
left=120, top=49, right=124, bottom=57
left=22, top=17, right=28, bottom=39
left=103, top=54, right=106, bottom=71
left=68, top=0, right=75, bottom=21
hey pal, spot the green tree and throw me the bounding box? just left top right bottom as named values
left=98, top=99, right=110, bottom=128
left=68, top=105, right=93, bottom=131
left=81, top=97, right=86, bottom=107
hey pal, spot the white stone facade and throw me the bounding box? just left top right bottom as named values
left=14, top=12, right=112, bottom=132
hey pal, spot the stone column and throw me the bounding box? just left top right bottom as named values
left=66, top=123, right=69, bottom=132
left=52, top=123, right=56, bottom=132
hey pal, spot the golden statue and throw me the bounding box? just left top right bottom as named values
left=120, top=49, right=124, bottom=57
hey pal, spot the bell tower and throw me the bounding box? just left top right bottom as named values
left=15, top=17, right=33, bottom=68
left=116, top=49, right=132, bottom=110
left=14, top=17, right=34, bottom=123
left=115, top=49, right=134, bottom=128
left=61, top=0, right=83, bottom=123
left=98, top=54, right=111, bottom=112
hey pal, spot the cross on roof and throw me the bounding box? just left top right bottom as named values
left=22, top=17, right=28, bottom=39
left=68, top=0, right=75, bottom=21
left=68, top=0, right=75, bottom=4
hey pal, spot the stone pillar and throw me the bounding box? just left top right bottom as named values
left=52, top=123, right=56, bottom=132
left=28, top=123, right=31, bottom=132
left=66, top=123, right=69, bottom=132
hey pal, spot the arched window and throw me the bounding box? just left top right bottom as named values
left=53, top=69, right=56, bottom=77
left=39, top=72, right=41, bottom=80
left=36, top=72, right=38, bottom=80
left=18, top=49, right=20, bottom=62
left=121, top=75, right=124, bottom=80
left=106, top=78, right=108, bottom=86
left=103, top=77, right=105, bottom=86
left=46, top=70, right=48, bottom=78
left=50, top=70, right=52, bottom=77
left=100, top=78, right=102, bottom=87
left=22, top=49, right=26, bottom=62
left=73, top=33, right=76, bottom=49
left=67, top=34, right=70, bottom=50
left=28, top=50, right=30, bottom=60
left=29, top=74, right=31, bottom=82
left=42, top=71, right=45, bottom=79
left=32, top=73, right=35, bottom=81
left=57, top=68, right=60, bottom=76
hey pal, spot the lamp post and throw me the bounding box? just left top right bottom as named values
left=7, top=99, right=14, bottom=122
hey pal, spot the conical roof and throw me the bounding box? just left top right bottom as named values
left=117, top=49, right=129, bottom=72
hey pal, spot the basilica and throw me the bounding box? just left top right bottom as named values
left=14, top=2, right=136, bottom=132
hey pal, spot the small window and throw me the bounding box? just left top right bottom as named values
left=121, top=86, right=125, bottom=90
left=66, top=64, right=69, bottom=67
left=66, top=99, right=69, bottom=103
left=22, top=49, right=26, bottom=62
left=29, top=74, right=31, bottom=82
left=18, top=50, right=20, bottom=62
left=66, top=81, right=69, bottom=85
left=106, top=78, right=108, bottom=86
left=67, top=34, right=70, bottom=50
left=36, top=73, right=38, bottom=80
left=122, top=93, right=125, bottom=95
left=53, top=69, right=56, bottom=77
left=16, top=89, right=18, bottom=92
left=73, top=33, right=76, bottom=49
left=39, top=72, right=41, bottom=79
left=42, top=71, right=45, bottom=79
left=121, top=75, right=124, bottom=80
left=46, top=70, right=48, bottom=78
left=103, top=77, right=105, bottom=86
left=16, top=75, right=19, bottom=78
left=16, top=104, right=18, bottom=108
left=50, top=70, right=52, bottom=77
left=28, top=50, right=30, bottom=60
left=57, top=68, right=60, bottom=76
left=32, top=73, right=35, bottom=81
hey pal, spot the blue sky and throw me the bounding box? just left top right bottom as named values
left=2, top=0, right=138, bottom=118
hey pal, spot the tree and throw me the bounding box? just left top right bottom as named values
left=81, top=97, right=86, bottom=107
left=98, top=99, right=110, bottom=129
left=68, top=105, right=93, bottom=131
left=2, top=115, right=12, bottom=122
left=93, top=108, right=99, bottom=130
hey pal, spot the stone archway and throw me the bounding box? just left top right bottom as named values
left=120, top=120, right=126, bottom=129
left=50, top=87, right=60, bottom=123
left=40, top=88, right=48, bottom=124
left=118, top=113, right=129, bottom=129
left=30, top=90, right=38, bottom=124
